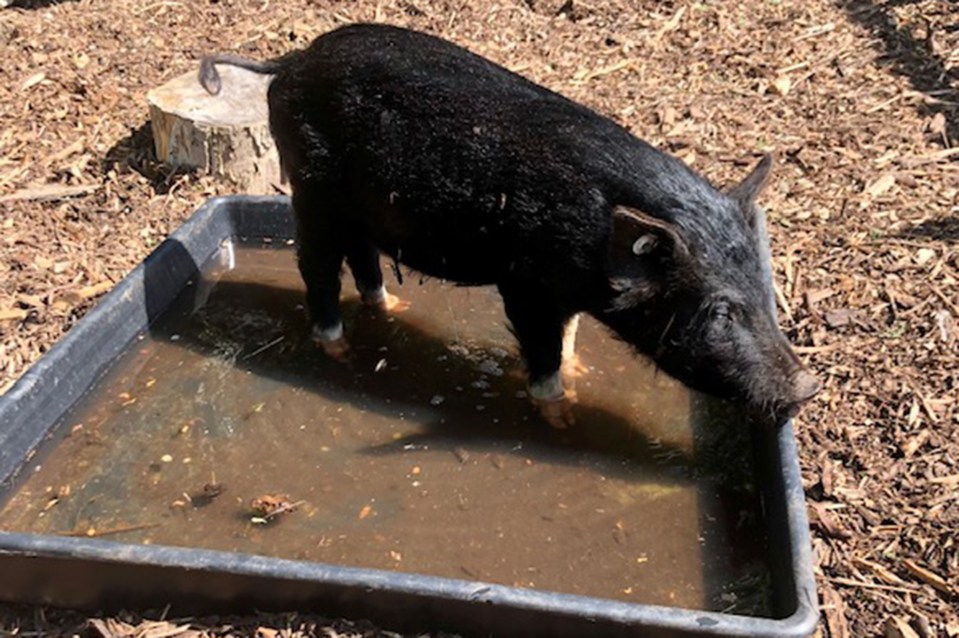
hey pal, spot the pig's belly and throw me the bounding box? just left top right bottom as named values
left=354, top=200, right=515, bottom=286
left=374, top=235, right=503, bottom=287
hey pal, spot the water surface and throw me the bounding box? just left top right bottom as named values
left=0, top=244, right=771, bottom=615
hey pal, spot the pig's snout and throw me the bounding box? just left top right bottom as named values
left=781, top=368, right=820, bottom=420
left=792, top=369, right=820, bottom=403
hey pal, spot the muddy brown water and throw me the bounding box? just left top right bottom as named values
left=0, top=243, right=773, bottom=616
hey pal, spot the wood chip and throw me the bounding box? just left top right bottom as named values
left=810, top=502, right=851, bottom=539
left=88, top=618, right=138, bottom=638
left=19, top=72, right=46, bottom=91
left=825, top=308, right=857, bottom=328
left=138, top=622, right=192, bottom=638
left=865, top=173, right=897, bottom=198
left=929, top=112, right=947, bottom=137
left=0, top=308, right=29, bottom=322
left=76, top=281, right=114, bottom=299
left=885, top=617, right=920, bottom=638
left=771, top=76, right=792, bottom=96
left=42, top=138, right=86, bottom=169
left=822, top=584, right=850, bottom=638
left=903, top=558, right=954, bottom=595
left=0, top=182, right=99, bottom=203
left=854, top=557, right=909, bottom=586
left=806, top=288, right=837, bottom=305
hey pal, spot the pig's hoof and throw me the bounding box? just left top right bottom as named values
left=364, top=291, right=410, bottom=313
left=318, top=337, right=351, bottom=361
left=533, top=395, right=576, bottom=429
left=379, top=292, right=410, bottom=313
left=311, top=325, right=351, bottom=362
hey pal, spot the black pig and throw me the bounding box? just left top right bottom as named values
left=199, top=23, right=819, bottom=428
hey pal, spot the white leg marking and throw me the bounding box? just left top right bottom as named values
left=562, top=313, right=580, bottom=364
left=529, top=370, right=565, bottom=401
left=360, top=284, right=387, bottom=305
left=311, top=322, right=344, bottom=343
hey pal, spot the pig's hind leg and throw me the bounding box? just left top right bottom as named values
left=561, top=313, right=589, bottom=380
left=293, top=192, right=350, bottom=360
left=498, top=282, right=576, bottom=429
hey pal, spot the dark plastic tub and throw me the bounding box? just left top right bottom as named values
left=0, top=196, right=817, bottom=638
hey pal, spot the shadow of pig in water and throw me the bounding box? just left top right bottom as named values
left=146, top=268, right=737, bottom=485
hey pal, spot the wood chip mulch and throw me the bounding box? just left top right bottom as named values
left=1, top=0, right=957, bottom=636
left=0, top=605, right=457, bottom=638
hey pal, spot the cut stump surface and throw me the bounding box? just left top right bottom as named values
left=147, top=65, right=281, bottom=194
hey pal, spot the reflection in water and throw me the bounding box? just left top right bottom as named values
left=0, top=245, right=771, bottom=615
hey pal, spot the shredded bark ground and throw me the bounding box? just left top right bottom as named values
left=1, top=0, right=957, bottom=635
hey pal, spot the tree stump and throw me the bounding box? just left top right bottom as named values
left=147, top=65, right=282, bottom=194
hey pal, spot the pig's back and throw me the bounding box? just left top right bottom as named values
left=295, top=24, right=561, bottom=107
left=269, top=24, right=704, bottom=291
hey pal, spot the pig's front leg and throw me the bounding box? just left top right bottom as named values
left=345, top=237, right=410, bottom=313
left=358, top=282, right=410, bottom=314
left=361, top=286, right=409, bottom=312
left=498, top=282, right=576, bottom=429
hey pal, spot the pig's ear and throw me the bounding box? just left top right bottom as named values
left=728, top=154, right=773, bottom=225
left=610, top=205, right=688, bottom=260
left=608, top=206, right=688, bottom=307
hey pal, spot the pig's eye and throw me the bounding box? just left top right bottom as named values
left=712, top=302, right=732, bottom=322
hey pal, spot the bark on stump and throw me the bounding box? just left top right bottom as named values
left=147, top=65, right=281, bottom=194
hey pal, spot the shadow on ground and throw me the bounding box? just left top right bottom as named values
left=6, top=0, right=78, bottom=8
left=898, top=214, right=959, bottom=241
left=102, top=121, right=200, bottom=196
left=840, top=0, right=959, bottom=144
